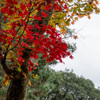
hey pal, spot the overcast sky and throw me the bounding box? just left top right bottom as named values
left=52, top=14, right=100, bottom=88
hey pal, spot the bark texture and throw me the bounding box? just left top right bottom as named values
left=6, top=78, right=29, bottom=100
left=5, top=49, right=30, bottom=100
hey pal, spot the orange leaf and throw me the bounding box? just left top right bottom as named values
left=71, top=21, right=74, bottom=24
left=28, top=80, right=31, bottom=86
left=73, top=35, right=78, bottom=39
left=22, top=72, right=28, bottom=78
left=35, top=63, right=39, bottom=65
left=2, top=74, right=10, bottom=86
left=95, top=0, right=99, bottom=4
left=88, top=16, right=91, bottom=19
left=40, top=5, right=45, bottom=10
left=71, top=13, right=75, bottom=16
left=33, top=67, right=37, bottom=69
left=62, top=32, right=64, bottom=35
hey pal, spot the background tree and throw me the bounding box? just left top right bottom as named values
left=0, top=0, right=100, bottom=100
left=45, top=69, right=100, bottom=100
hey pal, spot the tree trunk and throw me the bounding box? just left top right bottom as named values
left=6, top=78, right=29, bottom=100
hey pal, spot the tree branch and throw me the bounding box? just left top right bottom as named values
left=0, top=52, right=11, bottom=75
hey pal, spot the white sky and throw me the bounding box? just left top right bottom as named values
left=52, top=14, right=100, bottom=88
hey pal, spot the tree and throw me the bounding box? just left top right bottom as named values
left=45, top=69, right=100, bottom=100
left=0, top=0, right=100, bottom=100
left=26, top=65, right=100, bottom=100
left=0, top=27, right=76, bottom=100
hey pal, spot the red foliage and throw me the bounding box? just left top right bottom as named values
left=0, top=0, right=75, bottom=72
left=41, top=11, right=48, bottom=18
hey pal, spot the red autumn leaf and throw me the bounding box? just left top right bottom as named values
left=28, top=59, right=34, bottom=67
left=8, top=41, right=11, bottom=45
left=22, top=42, right=29, bottom=47
left=27, top=1, right=32, bottom=8
left=70, top=55, right=73, bottom=59
left=18, top=56, right=25, bottom=62
left=64, top=4, right=67, bottom=9
left=34, top=15, right=42, bottom=21
left=34, top=54, right=38, bottom=59
left=23, top=11, right=29, bottom=15
left=46, top=5, right=51, bottom=11
left=20, top=3, right=26, bottom=10
left=28, top=66, right=32, bottom=71
left=41, top=11, right=48, bottom=18
left=7, top=36, right=13, bottom=41
left=34, top=24, right=41, bottom=30
left=18, top=52, right=23, bottom=56
left=35, top=32, right=39, bottom=36
left=1, top=7, right=8, bottom=14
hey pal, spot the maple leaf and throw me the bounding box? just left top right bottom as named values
left=18, top=56, right=25, bottom=63
left=41, top=11, right=48, bottom=18
left=70, top=55, right=73, bottom=59
left=34, top=54, right=38, bottom=59
left=20, top=3, right=26, bottom=10
left=34, top=15, right=42, bottom=21
left=34, top=24, right=41, bottom=30
left=23, top=11, right=29, bottom=16
left=64, top=4, right=67, bottom=9
left=46, top=5, right=51, bottom=11
left=28, top=59, right=34, bottom=67
left=22, top=42, right=29, bottom=47
left=28, top=66, right=32, bottom=71
left=35, top=32, right=40, bottom=36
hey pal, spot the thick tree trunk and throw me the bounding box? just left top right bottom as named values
left=6, top=78, right=29, bottom=100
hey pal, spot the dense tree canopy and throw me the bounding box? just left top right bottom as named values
left=0, top=0, right=100, bottom=100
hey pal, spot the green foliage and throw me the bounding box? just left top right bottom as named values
left=26, top=65, right=56, bottom=100
left=45, top=69, right=100, bottom=100
left=1, top=61, right=100, bottom=100
left=67, top=43, right=76, bottom=53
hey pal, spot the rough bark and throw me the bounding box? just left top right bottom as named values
left=5, top=48, right=30, bottom=100
left=0, top=48, right=30, bottom=100
left=6, top=78, right=29, bottom=100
